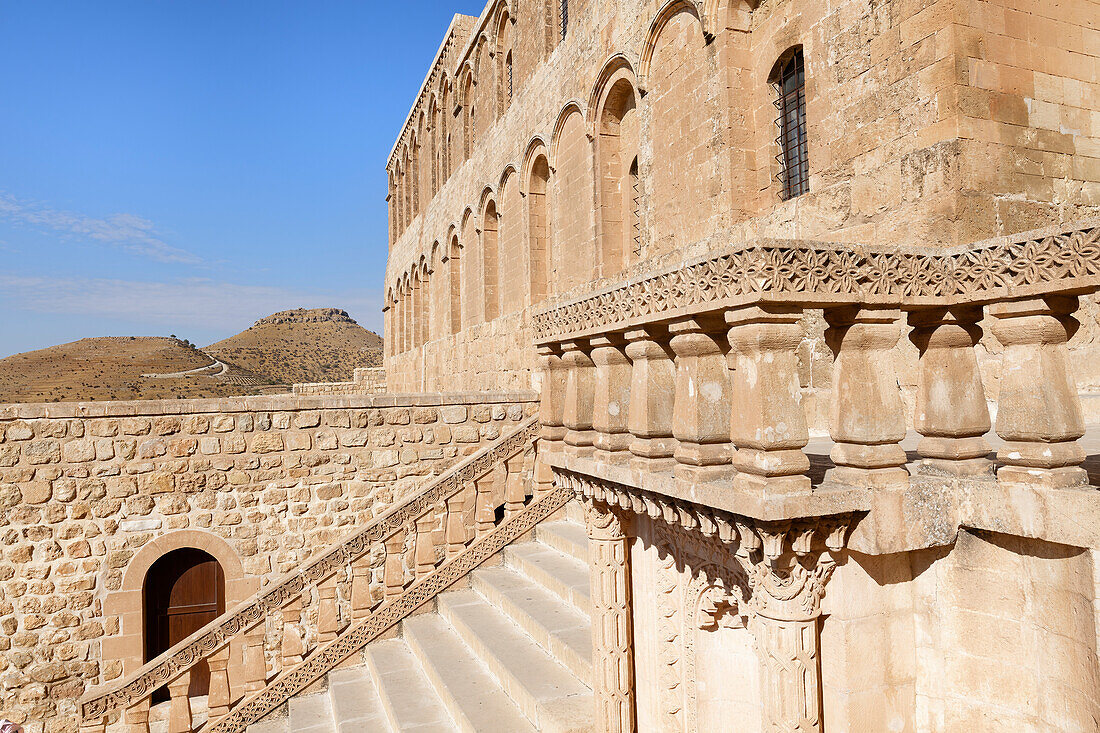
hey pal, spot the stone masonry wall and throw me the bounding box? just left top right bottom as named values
left=0, top=391, right=536, bottom=731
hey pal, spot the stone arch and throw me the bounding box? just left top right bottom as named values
left=587, top=55, right=640, bottom=127
left=460, top=66, right=476, bottom=161
left=645, top=0, right=721, bottom=257
left=640, top=0, right=705, bottom=87
left=474, top=38, right=493, bottom=142
left=550, top=101, right=587, bottom=165
left=550, top=103, right=595, bottom=290
left=479, top=190, right=500, bottom=322
left=591, top=60, right=640, bottom=276
left=701, top=0, right=757, bottom=35
left=427, top=95, right=440, bottom=196
left=524, top=139, right=552, bottom=304
left=495, top=5, right=514, bottom=114
left=460, top=206, right=479, bottom=326
left=446, top=224, right=462, bottom=335
left=104, top=530, right=254, bottom=680
left=498, top=167, right=524, bottom=315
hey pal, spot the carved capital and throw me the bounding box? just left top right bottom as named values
left=583, top=498, right=629, bottom=542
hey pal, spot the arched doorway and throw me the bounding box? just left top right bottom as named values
left=143, top=547, right=225, bottom=699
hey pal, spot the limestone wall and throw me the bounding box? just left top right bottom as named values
left=0, top=391, right=536, bottom=731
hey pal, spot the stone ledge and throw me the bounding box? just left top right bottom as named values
left=0, top=390, right=538, bottom=420
left=544, top=451, right=870, bottom=522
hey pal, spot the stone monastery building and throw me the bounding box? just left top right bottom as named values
left=3, top=0, right=1100, bottom=732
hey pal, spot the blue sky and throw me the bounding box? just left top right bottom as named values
left=0, top=1, right=482, bottom=357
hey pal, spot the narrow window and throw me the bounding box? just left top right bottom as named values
left=629, top=157, right=641, bottom=261
left=772, top=48, right=808, bottom=200
left=560, top=0, right=568, bottom=41
left=507, top=52, right=513, bottom=100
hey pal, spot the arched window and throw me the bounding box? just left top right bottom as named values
left=629, top=156, right=641, bottom=261
left=449, top=234, right=462, bottom=334
left=596, top=76, right=639, bottom=276
left=772, top=48, right=808, bottom=200
left=560, top=0, right=568, bottom=40
left=482, top=200, right=500, bottom=322
left=507, top=52, right=514, bottom=100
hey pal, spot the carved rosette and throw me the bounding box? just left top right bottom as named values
left=558, top=468, right=852, bottom=733
left=583, top=498, right=636, bottom=733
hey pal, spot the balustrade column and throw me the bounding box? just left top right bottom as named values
left=908, top=307, right=992, bottom=476
left=317, top=577, right=340, bottom=643
left=351, top=554, right=373, bottom=620
left=475, top=470, right=497, bottom=538
left=243, top=625, right=267, bottom=693
left=591, top=335, right=632, bottom=458
left=504, top=452, right=527, bottom=518
left=562, top=340, right=596, bottom=455
left=824, top=307, right=908, bottom=489
left=207, top=646, right=231, bottom=719
left=726, top=306, right=809, bottom=495
left=167, top=672, right=192, bottom=733
left=281, top=598, right=304, bottom=670
left=669, top=317, right=732, bottom=482
left=383, top=529, right=407, bottom=601
left=989, top=296, right=1088, bottom=488
left=584, top=499, right=635, bottom=733
left=536, top=344, right=568, bottom=495
left=124, top=696, right=150, bottom=732
left=415, top=511, right=438, bottom=579
left=625, top=327, right=676, bottom=472
left=445, top=491, right=468, bottom=559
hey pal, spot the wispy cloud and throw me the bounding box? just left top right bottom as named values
left=0, top=274, right=383, bottom=334
left=0, top=193, right=201, bottom=264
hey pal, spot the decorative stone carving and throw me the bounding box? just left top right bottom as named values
left=584, top=498, right=636, bottom=733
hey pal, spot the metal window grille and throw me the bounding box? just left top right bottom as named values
left=773, top=49, right=808, bottom=200
left=630, top=158, right=642, bottom=260
left=560, top=0, right=568, bottom=41
left=507, top=53, right=513, bottom=99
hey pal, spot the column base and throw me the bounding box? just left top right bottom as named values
left=914, top=456, right=993, bottom=478
left=593, top=431, right=632, bottom=455
left=674, top=463, right=735, bottom=483
left=825, top=465, right=909, bottom=490
left=997, top=464, right=1089, bottom=489
left=733, top=471, right=812, bottom=496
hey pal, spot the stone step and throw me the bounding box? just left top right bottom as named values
left=471, top=564, right=592, bottom=685
left=328, top=664, right=391, bottom=733
left=365, top=637, right=456, bottom=732
left=403, top=613, right=536, bottom=733
left=437, top=589, right=594, bottom=733
left=504, top=541, right=592, bottom=616
left=536, top=520, right=589, bottom=563
left=289, top=691, right=335, bottom=733
left=562, top=498, right=586, bottom=526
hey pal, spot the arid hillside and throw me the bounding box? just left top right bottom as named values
left=0, top=308, right=383, bottom=404
left=205, top=308, right=383, bottom=385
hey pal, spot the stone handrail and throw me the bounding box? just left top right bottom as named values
left=80, top=415, right=541, bottom=730
left=534, top=220, right=1099, bottom=533
left=534, top=220, right=1100, bottom=343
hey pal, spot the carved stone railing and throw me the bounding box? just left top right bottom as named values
left=80, top=416, right=543, bottom=733
left=535, top=221, right=1100, bottom=733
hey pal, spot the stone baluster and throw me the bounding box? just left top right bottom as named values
left=167, top=672, right=192, bottom=733
left=536, top=345, right=567, bottom=495
left=908, top=307, right=992, bottom=476
left=280, top=597, right=304, bottom=670
left=415, top=510, right=438, bottom=579
left=584, top=499, right=635, bottom=733
left=726, top=306, right=810, bottom=496
left=989, top=296, right=1088, bottom=488
left=317, top=576, right=340, bottom=643
left=669, top=316, right=732, bottom=482
left=207, top=645, right=232, bottom=719
left=475, top=470, right=497, bottom=538
left=243, top=624, right=267, bottom=693
left=351, top=554, right=374, bottom=620
left=503, top=452, right=527, bottom=518
left=383, top=529, right=407, bottom=601
left=562, top=340, right=596, bottom=455
left=124, top=696, right=150, bottom=733
left=591, top=335, right=632, bottom=458
left=824, top=307, right=908, bottom=489
left=625, top=326, right=677, bottom=472
left=445, top=490, right=468, bottom=559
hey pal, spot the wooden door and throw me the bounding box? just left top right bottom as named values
left=144, top=548, right=225, bottom=698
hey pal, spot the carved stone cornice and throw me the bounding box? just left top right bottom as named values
left=534, top=221, right=1100, bottom=344
left=555, top=467, right=852, bottom=623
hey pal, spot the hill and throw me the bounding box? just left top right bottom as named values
left=205, top=308, right=383, bottom=386
left=0, top=308, right=383, bottom=404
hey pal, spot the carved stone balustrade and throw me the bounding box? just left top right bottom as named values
left=624, top=326, right=676, bottom=471
left=80, top=418, right=542, bottom=733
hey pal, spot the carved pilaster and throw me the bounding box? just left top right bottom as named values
left=584, top=499, right=636, bottom=733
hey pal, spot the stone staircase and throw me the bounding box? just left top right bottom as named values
left=247, top=506, right=593, bottom=733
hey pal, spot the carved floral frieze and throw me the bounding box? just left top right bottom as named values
left=534, top=223, right=1100, bottom=343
